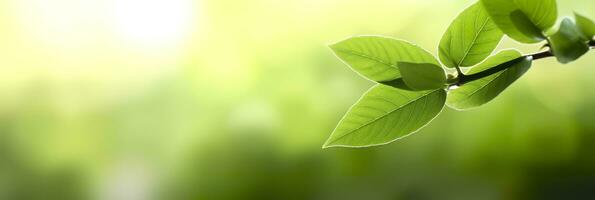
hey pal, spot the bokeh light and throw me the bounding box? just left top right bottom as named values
left=0, top=0, right=594, bottom=199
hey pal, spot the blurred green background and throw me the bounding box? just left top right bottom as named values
left=0, top=0, right=594, bottom=199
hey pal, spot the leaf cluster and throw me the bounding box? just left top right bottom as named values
left=324, top=0, right=595, bottom=148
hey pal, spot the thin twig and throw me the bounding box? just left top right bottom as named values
left=450, top=42, right=594, bottom=87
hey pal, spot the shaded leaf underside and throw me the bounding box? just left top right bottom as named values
left=447, top=50, right=533, bottom=110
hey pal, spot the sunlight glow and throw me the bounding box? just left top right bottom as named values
left=114, top=0, right=194, bottom=46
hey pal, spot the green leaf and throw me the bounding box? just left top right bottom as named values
left=481, top=0, right=557, bottom=43
left=447, top=50, right=532, bottom=110
left=330, top=36, right=440, bottom=82
left=575, top=12, right=595, bottom=39
left=548, top=18, right=590, bottom=64
left=398, top=62, right=446, bottom=91
left=380, top=78, right=412, bottom=91
left=439, top=2, right=503, bottom=68
left=324, top=85, right=446, bottom=148
left=509, top=10, right=545, bottom=40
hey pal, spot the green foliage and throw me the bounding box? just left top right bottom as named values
left=509, top=10, right=545, bottom=41
left=330, top=36, right=439, bottom=82
left=323, top=85, right=446, bottom=148
left=480, top=0, right=557, bottom=43
left=548, top=18, right=590, bottom=64
left=439, top=2, right=503, bottom=68
left=398, top=62, right=446, bottom=91
left=447, top=50, right=532, bottom=110
left=325, top=0, right=593, bottom=148
left=575, top=13, right=595, bottom=39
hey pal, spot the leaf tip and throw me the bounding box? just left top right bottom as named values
left=328, top=37, right=353, bottom=51
left=327, top=42, right=338, bottom=51
left=574, top=11, right=585, bottom=18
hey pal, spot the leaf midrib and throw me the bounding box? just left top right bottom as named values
left=335, top=48, right=398, bottom=70
left=329, top=89, right=439, bottom=143
left=457, top=16, right=491, bottom=67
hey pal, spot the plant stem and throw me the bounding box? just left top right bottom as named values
left=450, top=42, right=595, bottom=87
